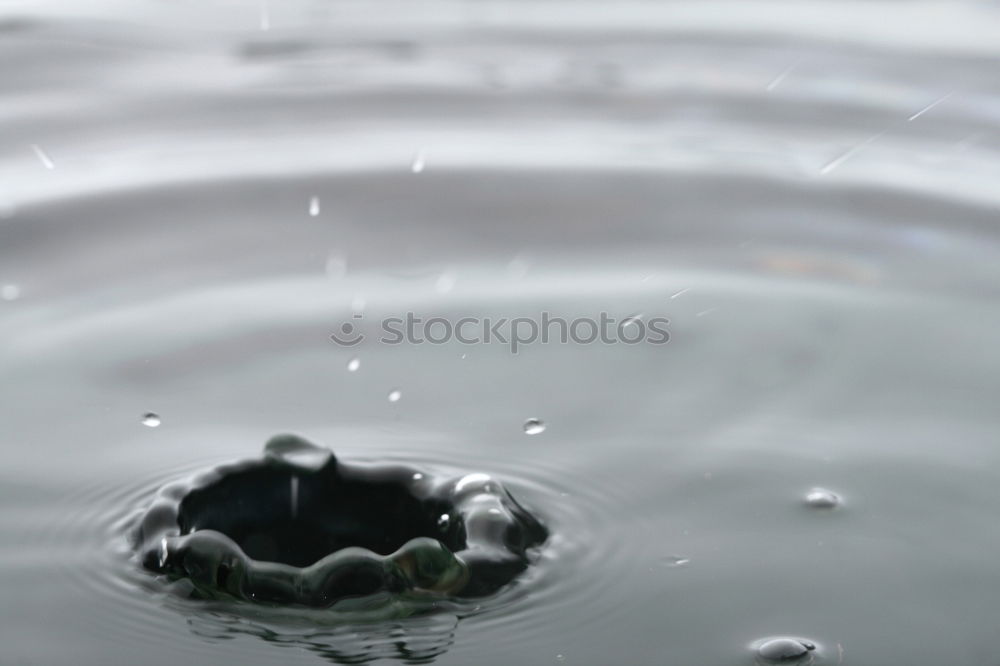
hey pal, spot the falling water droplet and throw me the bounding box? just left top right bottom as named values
left=412, top=473, right=424, bottom=480
left=388, top=389, right=402, bottom=403
left=805, top=488, right=841, bottom=509
left=141, top=413, right=161, bottom=428
left=346, top=357, right=361, bottom=373
left=158, top=537, right=169, bottom=567
left=290, top=476, right=299, bottom=519
left=662, top=555, right=691, bottom=567
left=308, top=196, right=320, bottom=217
left=622, top=313, right=643, bottom=329
left=1, top=284, right=21, bottom=301
left=437, top=513, right=450, bottom=528
left=411, top=151, right=426, bottom=173
left=30, top=144, right=55, bottom=170
left=523, top=418, right=546, bottom=435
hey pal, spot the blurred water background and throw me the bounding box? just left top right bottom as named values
left=3, top=1, right=1000, bottom=664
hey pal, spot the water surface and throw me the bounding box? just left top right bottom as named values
left=3, top=2, right=1000, bottom=665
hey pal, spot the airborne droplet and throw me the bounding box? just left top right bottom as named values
left=347, top=357, right=361, bottom=372
left=523, top=418, right=546, bottom=435
left=411, top=151, right=426, bottom=173
left=308, top=196, right=320, bottom=217
left=141, top=413, right=161, bottom=428
left=388, top=389, right=402, bottom=403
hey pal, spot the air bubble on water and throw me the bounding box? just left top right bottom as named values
left=411, top=151, right=426, bottom=173
left=30, top=144, right=54, bottom=170
left=435, top=271, right=456, bottom=293
left=308, top=196, right=320, bottom=217
left=523, top=418, right=546, bottom=435
left=437, top=513, right=450, bottom=528
left=325, top=255, right=347, bottom=279
left=805, top=488, right=841, bottom=509
left=754, top=637, right=816, bottom=663
left=662, top=555, right=691, bottom=567
left=388, top=389, right=402, bottom=403
left=141, top=413, right=161, bottom=428
left=1, top=284, right=21, bottom=301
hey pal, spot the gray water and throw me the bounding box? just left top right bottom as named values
left=3, top=1, right=1000, bottom=665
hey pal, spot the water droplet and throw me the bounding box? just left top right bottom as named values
left=455, top=473, right=491, bottom=492
left=158, top=537, right=169, bottom=567
left=437, top=513, right=450, bottom=528
left=662, top=555, right=691, bottom=567
left=141, top=413, right=161, bottom=428
left=412, top=473, right=424, bottom=480
left=346, top=357, right=360, bottom=372
left=1, top=284, right=21, bottom=301
left=388, top=389, right=402, bottom=403
left=622, top=313, right=643, bottom=329
left=265, top=435, right=332, bottom=470
left=805, top=488, right=841, bottom=509
left=523, top=418, right=546, bottom=435
left=755, top=637, right=816, bottom=663
left=290, top=476, right=299, bottom=518
left=435, top=271, right=456, bottom=293
left=670, top=288, right=689, bottom=299
left=325, top=254, right=347, bottom=279
left=30, top=144, right=54, bottom=170
left=411, top=151, right=425, bottom=173
left=308, top=196, right=320, bottom=217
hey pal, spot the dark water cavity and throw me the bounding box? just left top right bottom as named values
left=133, top=434, right=546, bottom=604
left=3, top=2, right=1000, bottom=666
